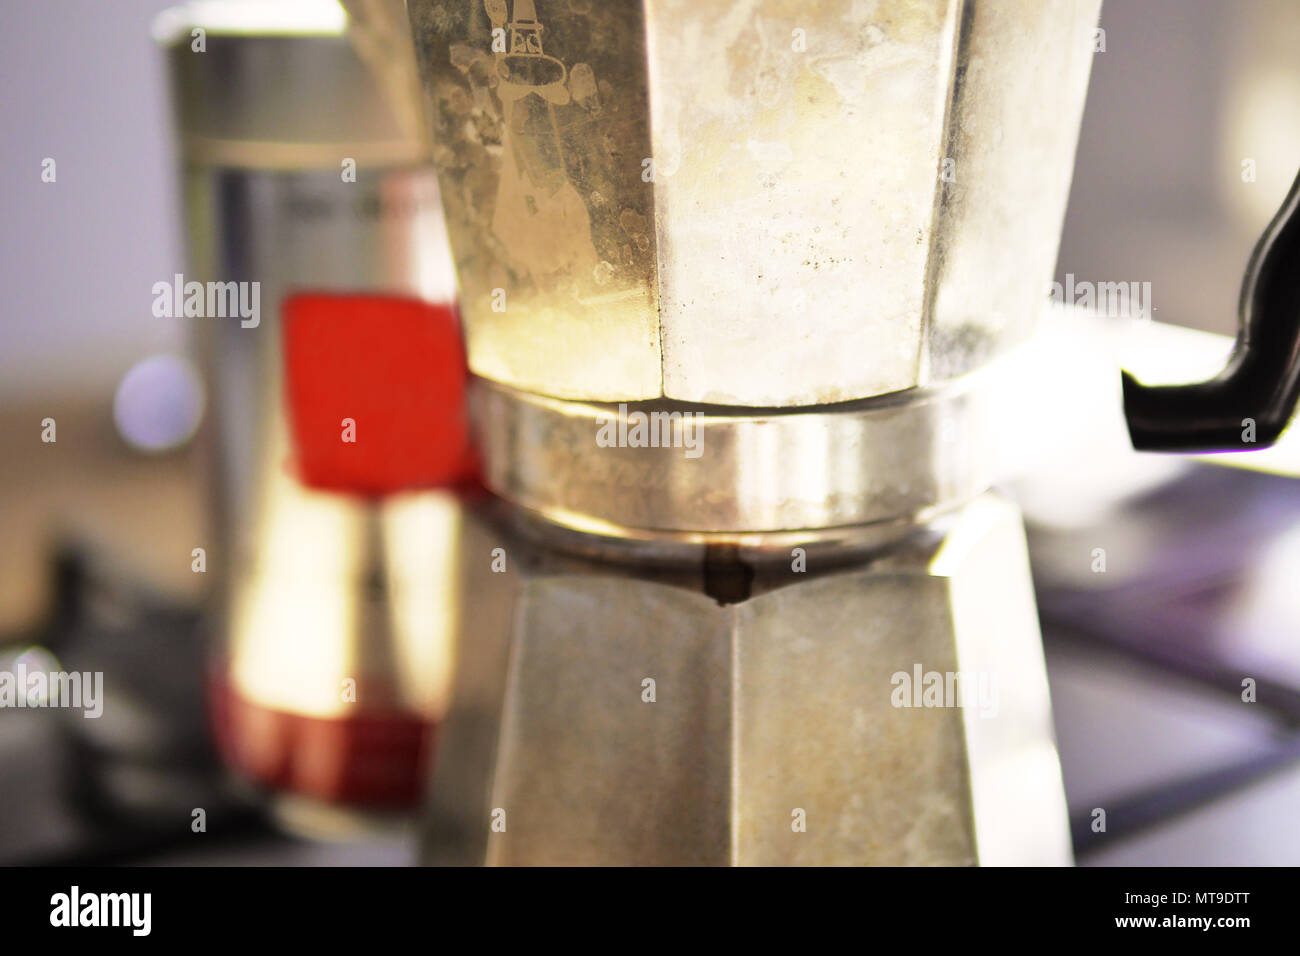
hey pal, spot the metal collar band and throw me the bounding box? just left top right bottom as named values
left=471, top=375, right=997, bottom=538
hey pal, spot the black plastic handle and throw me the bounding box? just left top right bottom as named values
left=1122, top=167, right=1300, bottom=452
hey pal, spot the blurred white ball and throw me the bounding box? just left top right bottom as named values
left=113, top=354, right=205, bottom=453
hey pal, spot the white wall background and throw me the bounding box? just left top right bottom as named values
left=0, top=0, right=182, bottom=400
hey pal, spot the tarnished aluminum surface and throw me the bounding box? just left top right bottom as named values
left=408, top=0, right=1099, bottom=405
left=423, top=493, right=1070, bottom=865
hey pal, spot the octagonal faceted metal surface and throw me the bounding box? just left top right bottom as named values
left=407, top=0, right=1099, bottom=405
left=423, top=493, right=1071, bottom=865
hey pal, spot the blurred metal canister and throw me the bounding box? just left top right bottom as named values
left=154, top=0, right=461, bottom=831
